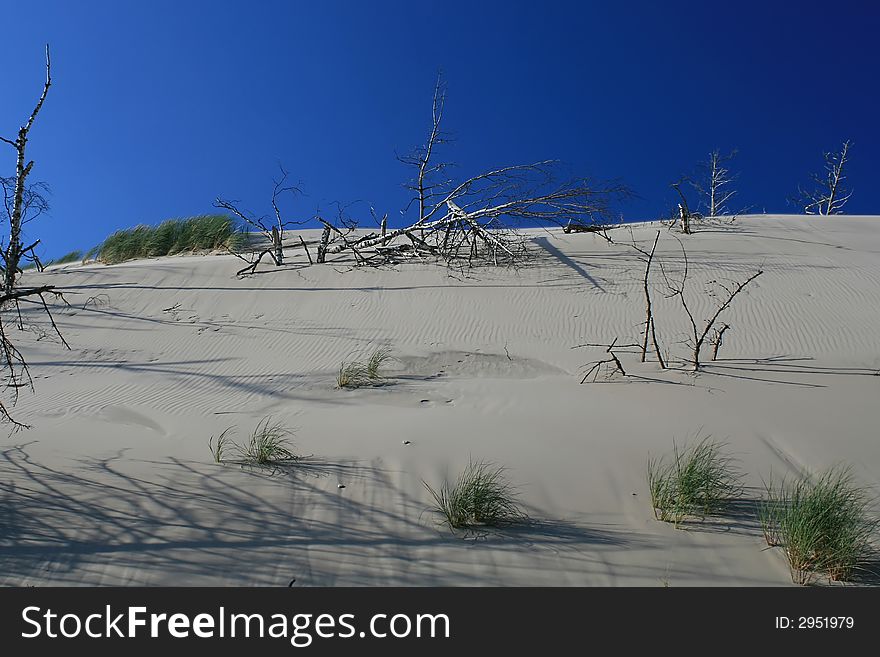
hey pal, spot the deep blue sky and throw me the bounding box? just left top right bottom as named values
left=2, top=0, right=878, bottom=259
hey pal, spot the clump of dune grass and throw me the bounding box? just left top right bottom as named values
left=208, top=427, right=234, bottom=463
left=760, top=466, right=877, bottom=585
left=23, top=249, right=85, bottom=270
left=240, top=417, right=299, bottom=465
left=208, top=417, right=301, bottom=467
left=366, top=346, right=393, bottom=379
left=424, top=459, right=528, bottom=530
left=336, top=347, right=393, bottom=389
left=336, top=361, right=371, bottom=389
left=52, top=249, right=85, bottom=266
left=647, top=435, right=743, bottom=526
left=95, top=214, right=246, bottom=264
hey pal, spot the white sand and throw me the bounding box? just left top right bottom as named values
left=3, top=214, right=878, bottom=586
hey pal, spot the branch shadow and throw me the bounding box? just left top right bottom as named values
left=0, top=445, right=652, bottom=586
left=533, top=236, right=609, bottom=292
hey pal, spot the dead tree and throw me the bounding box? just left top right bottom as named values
left=215, top=165, right=308, bottom=275
left=397, top=74, right=454, bottom=226
left=662, top=239, right=762, bottom=371
left=690, top=149, right=738, bottom=218
left=794, top=140, right=853, bottom=215
left=0, top=45, right=70, bottom=427
left=1, top=45, right=52, bottom=293
left=318, top=74, right=627, bottom=267
left=669, top=180, right=701, bottom=234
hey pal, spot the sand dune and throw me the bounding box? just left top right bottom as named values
left=2, top=214, right=878, bottom=586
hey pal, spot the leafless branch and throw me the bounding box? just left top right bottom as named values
left=2, top=44, right=52, bottom=294
left=689, top=149, right=739, bottom=218
left=662, top=237, right=762, bottom=371
left=793, top=140, right=853, bottom=215
left=576, top=338, right=638, bottom=383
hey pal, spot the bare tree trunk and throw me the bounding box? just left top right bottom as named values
left=671, top=182, right=692, bottom=234
left=711, top=324, right=730, bottom=361
left=1, top=45, right=51, bottom=294
left=822, top=141, right=851, bottom=214
left=271, top=226, right=283, bottom=265
left=316, top=225, right=331, bottom=263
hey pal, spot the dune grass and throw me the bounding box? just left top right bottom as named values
left=208, top=427, right=234, bottom=464
left=23, top=249, right=84, bottom=270
left=240, top=417, right=300, bottom=465
left=424, top=458, right=528, bottom=530
left=93, top=214, right=246, bottom=264
left=366, top=346, right=393, bottom=379
left=647, top=435, right=743, bottom=526
left=336, top=347, right=393, bottom=389
left=759, top=466, right=877, bottom=584
left=209, top=417, right=301, bottom=467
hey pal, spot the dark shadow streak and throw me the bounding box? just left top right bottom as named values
left=533, top=236, right=606, bottom=292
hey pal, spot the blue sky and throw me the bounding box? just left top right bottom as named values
left=2, top=0, right=878, bottom=259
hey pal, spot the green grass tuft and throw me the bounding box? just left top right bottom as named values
left=23, top=249, right=84, bottom=270
left=208, top=427, right=234, bottom=464
left=94, top=214, right=245, bottom=264
left=336, top=347, right=393, bottom=389
left=239, top=417, right=300, bottom=465
left=209, top=417, right=301, bottom=467
left=424, top=458, right=528, bottom=530
left=760, top=466, right=877, bottom=584
left=366, top=346, right=393, bottom=380
left=647, top=435, right=743, bottom=526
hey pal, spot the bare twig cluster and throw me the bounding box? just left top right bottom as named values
left=691, top=149, right=739, bottom=218
left=214, top=165, right=310, bottom=275
left=664, top=150, right=743, bottom=233
left=578, top=231, right=763, bottom=379
left=660, top=236, right=763, bottom=371
left=223, top=74, right=627, bottom=273
left=575, top=338, right=638, bottom=382
left=794, top=140, right=853, bottom=215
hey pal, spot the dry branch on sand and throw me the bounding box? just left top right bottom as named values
left=215, top=165, right=312, bottom=276
left=578, top=232, right=763, bottom=378
left=575, top=338, right=638, bottom=383
left=222, top=74, right=627, bottom=274
left=660, top=237, right=763, bottom=371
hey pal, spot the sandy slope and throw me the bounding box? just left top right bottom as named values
left=2, top=214, right=878, bottom=586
